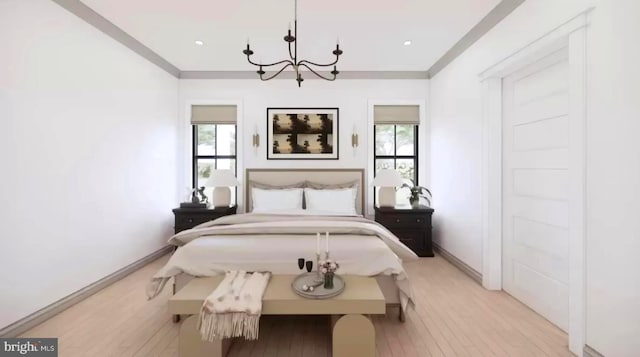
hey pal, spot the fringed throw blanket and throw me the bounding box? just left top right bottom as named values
left=197, top=271, right=271, bottom=341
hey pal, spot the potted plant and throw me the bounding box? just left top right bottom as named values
left=401, top=181, right=432, bottom=208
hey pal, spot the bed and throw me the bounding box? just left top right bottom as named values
left=147, top=168, right=417, bottom=321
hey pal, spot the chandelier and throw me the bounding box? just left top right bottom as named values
left=242, top=0, right=342, bottom=87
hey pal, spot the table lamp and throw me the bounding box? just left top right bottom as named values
left=207, top=170, right=239, bottom=207
left=372, top=169, right=405, bottom=207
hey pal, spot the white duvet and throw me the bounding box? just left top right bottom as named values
left=147, top=213, right=418, bottom=311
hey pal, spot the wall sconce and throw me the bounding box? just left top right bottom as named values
left=351, top=133, right=359, bottom=148
left=252, top=133, right=260, bottom=147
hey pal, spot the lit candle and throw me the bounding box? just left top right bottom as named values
left=316, top=233, right=320, bottom=255
left=325, top=232, right=329, bottom=253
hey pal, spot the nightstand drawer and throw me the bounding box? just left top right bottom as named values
left=390, top=229, right=425, bottom=253
left=175, top=214, right=214, bottom=229
left=172, top=206, right=237, bottom=234
left=376, top=213, right=428, bottom=227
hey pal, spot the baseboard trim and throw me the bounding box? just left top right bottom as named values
left=433, top=243, right=483, bottom=285
left=0, top=246, right=172, bottom=338
left=584, top=345, right=605, bottom=357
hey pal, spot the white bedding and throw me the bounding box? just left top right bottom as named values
left=156, top=234, right=405, bottom=280
left=147, top=213, right=418, bottom=312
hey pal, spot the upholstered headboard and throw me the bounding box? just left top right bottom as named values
left=245, top=168, right=366, bottom=214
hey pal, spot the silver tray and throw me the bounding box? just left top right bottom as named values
left=292, top=272, right=345, bottom=299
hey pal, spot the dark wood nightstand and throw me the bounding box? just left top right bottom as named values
left=374, top=205, right=434, bottom=257
left=172, top=205, right=237, bottom=233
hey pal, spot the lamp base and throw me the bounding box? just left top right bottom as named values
left=378, top=187, right=396, bottom=207
left=212, top=187, right=231, bottom=207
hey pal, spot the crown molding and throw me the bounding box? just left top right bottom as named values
left=180, top=71, right=429, bottom=80
left=51, top=0, right=180, bottom=78
left=426, top=0, right=526, bottom=78
left=50, top=0, right=523, bottom=81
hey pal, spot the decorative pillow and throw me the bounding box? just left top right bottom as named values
left=248, top=180, right=305, bottom=190
left=303, top=187, right=358, bottom=215
left=304, top=179, right=359, bottom=190
left=251, top=187, right=304, bottom=212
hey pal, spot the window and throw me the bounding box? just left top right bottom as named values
left=192, top=124, right=237, bottom=190
left=374, top=125, right=418, bottom=204
left=374, top=125, right=418, bottom=183
left=190, top=104, right=238, bottom=205
left=373, top=104, right=420, bottom=206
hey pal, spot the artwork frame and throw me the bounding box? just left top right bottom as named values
left=267, top=107, right=339, bottom=160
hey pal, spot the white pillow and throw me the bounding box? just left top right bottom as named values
left=251, top=187, right=304, bottom=212
left=303, top=187, right=358, bottom=215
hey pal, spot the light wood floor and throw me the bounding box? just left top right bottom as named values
left=21, top=254, right=572, bottom=357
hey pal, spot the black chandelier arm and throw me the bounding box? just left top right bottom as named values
left=243, top=0, right=341, bottom=86
left=299, top=63, right=337, bottom=81
left=260, top=63, right=294, bottom=81
left=246, top=54, right=293, bottom=68
left=298, top=55, right=340, bottom=68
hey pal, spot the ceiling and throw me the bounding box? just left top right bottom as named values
left=79, top=0, right=501, bottom=72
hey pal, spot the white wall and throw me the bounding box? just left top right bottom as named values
left=0, top=0, right=179, bottom=329
left=584, top=0, right=640, bottom=355
left=429, top=0, right=640, bottom=355
left=178, top=79, right=429, bottom=214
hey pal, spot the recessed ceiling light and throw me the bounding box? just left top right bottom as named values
left=403, top=40, right=412, bottom=46
left=194, top=40, right=204, bottom=46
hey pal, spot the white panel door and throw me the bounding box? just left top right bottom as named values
left=502, top=49, right=571, bottom=331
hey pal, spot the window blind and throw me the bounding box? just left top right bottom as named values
left=191, top=105, right=237, bottom=125
left=373, top=105, right=420, bottom=125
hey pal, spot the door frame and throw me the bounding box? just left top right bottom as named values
left=478, top=8, right=593, bottom=356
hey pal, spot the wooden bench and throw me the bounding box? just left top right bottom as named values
left=169, top=275, right=386, bottom=357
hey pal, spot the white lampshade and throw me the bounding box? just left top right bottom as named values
left=372, top=169, right=405, bottom=187
left=207, top=169, right=239, bottom=187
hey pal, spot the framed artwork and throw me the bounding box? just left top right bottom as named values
left=267, top=107, right=339, bottom=160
